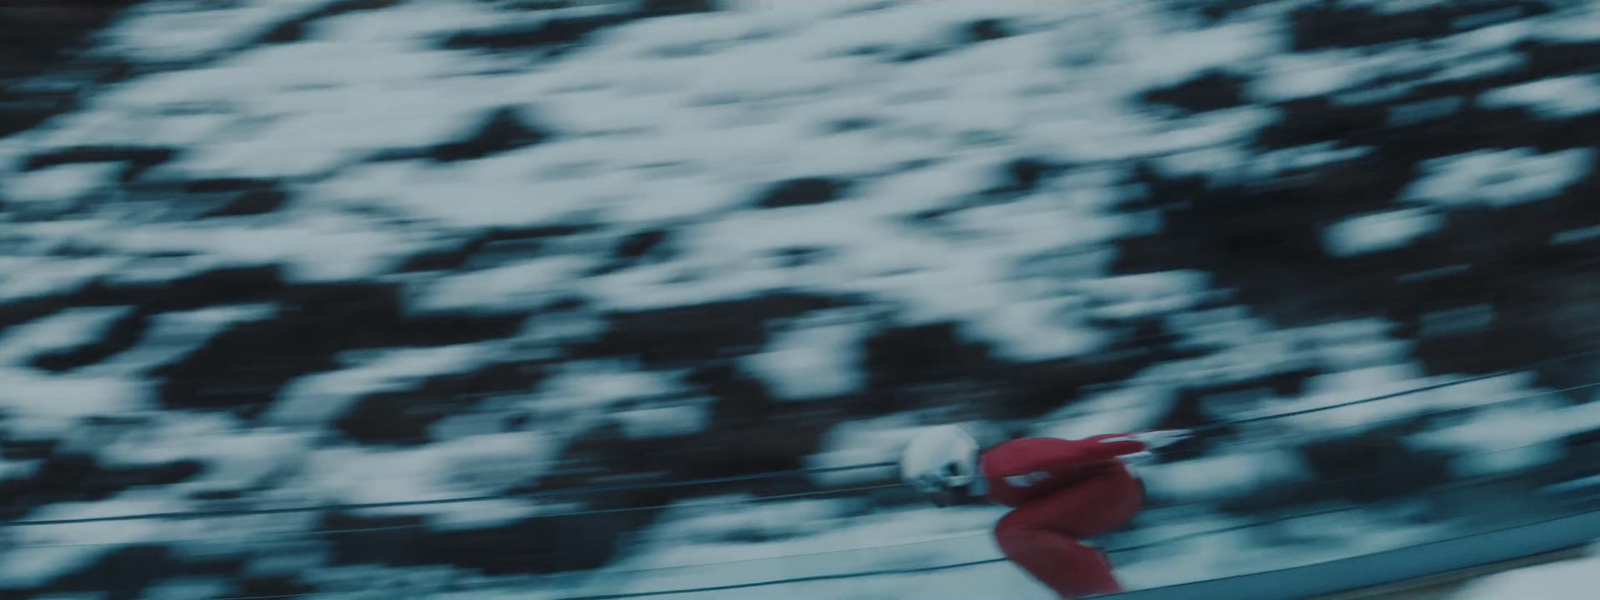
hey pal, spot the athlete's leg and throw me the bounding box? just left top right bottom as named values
left=991, top=466, right=1145, bottom=599
left=993, top=522, right=1121, bottom=599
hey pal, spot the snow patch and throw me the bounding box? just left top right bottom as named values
left=1034, top=387, right=1176, bottom=441
left=92, top=413, right=315, bottom=493
left=269, top=344, right=494, bottom=424
left=1140, top=449, right=1311, bottom=504
left=1410, top=395, right=1600, bottom=478
left=651, top=498, right=849, bottom=546
left=615, top=400, right=712, bottom=439
left=742, top=315, right=868, bottom=400
left=0, top=163, right=122, bottom=206
left=103, top=0, right=345, bottom=63
left=315, top=158, right=616, bottom=229
left=413, top=258, right=591, bottom=313
left=89, top=305, right=277, bottom=376
left=1453, top=546, right=1600, bottom=600
left=0, top=257, right=127, bottom=303
left=1269, top=367, right=1537, bottom=436
left=0, top=307, right=131, bottom=367
left=1404, top=148, right=1595, bottom=208
left=609, top=502, right=1010, bottom=598
left=1076, top=271, right=1213, bottom=320
left=534, top=362, right=686, bottom=415
left=0, top=371, right=150, bottom=438
left=0, top=497, right=187, bottom=588
left=100, top=214, right=423, bottom=282
left=306, top=431, right=555, bottom=523
left=1322, top=208, right=1442, bottom=257
left=805, top=415, right=928, bottom=487
left=1480, top=74, right=1600, bottom=119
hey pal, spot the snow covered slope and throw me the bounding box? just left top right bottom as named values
left=2, top=0, right=1600, bottom=598
left=1451, top=544, right=1600, bottom=600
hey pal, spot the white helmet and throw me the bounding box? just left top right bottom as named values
left=900, top=425, right=981, bottom=495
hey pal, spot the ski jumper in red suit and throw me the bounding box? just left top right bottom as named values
left=981, top=434, right=1149, bottom=599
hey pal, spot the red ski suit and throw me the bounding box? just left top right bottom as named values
left=981, top=434, right=1148, bottom=599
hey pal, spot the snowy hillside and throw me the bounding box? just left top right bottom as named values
left=2, top=0, right=1600, bottom=598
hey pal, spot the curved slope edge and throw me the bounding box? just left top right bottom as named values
left=1110, top=510, right=1600, bottom=600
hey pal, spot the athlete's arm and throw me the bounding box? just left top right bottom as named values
left=987, top=437, right=1140, bottom=486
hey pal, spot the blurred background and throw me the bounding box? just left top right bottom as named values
left=2, top=0, right=1600, bottom=599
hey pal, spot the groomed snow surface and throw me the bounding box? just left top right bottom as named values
left=1, top=0, right=1599, bottom=598
left=1454, top=543, right=1600, bottom=600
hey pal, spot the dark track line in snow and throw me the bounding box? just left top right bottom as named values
left=0, top=462, right=901, bottom=527
left=5, top=432, right=1577, bottom=592
left=1208, top=348, right=1600, bottom=432
left=8, top=483, right=910, bottom=550
left=8, top=346, right=1600, bottom=529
